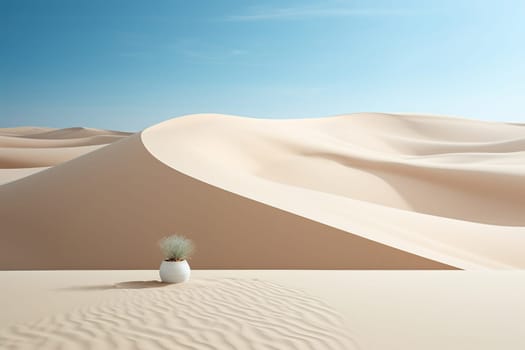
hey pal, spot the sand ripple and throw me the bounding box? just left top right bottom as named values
left=0, top=278, right=359, bottom=349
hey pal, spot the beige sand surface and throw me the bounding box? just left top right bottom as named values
left=1, top=270, right=524, bottom=350
left=0, top=271, right=357, bottom=350
left=1, top=113, right=524, bottom=269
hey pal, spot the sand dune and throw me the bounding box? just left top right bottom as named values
left=0, top=145, right=109, bottom=168
left=0, top=135, right=131, bottom=148
left=0, top=127, right=56, bottom=137
left=0, top=277, right=357, bottom=350
left=0, top=126, right=132, bottom=182
left=9, top=126, right=131, bottom=139
left=1, top=113, right=524, bottom=269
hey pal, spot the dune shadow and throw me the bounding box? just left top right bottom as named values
left=296, top=149, right=524, bottom=226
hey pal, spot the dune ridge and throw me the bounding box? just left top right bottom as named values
left=0, top=278, right=358, bottom=349
left=1, top=113, right=524, bottom=269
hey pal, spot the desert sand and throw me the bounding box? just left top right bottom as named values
left=1, top=114, right=524, bottom=349
left=0, top=126, right=132, bottom=183
left=0, top=272, right=357, bottom=349
left=1, top=270, right=525, bottom=350
left=1, top=113, right=524, bottom=269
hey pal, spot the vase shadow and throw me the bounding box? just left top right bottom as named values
left=114, top=280, right=171, bottom=289
left=58, top=280, right=171, bottom=291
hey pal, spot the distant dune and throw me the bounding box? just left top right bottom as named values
left=0, top=127, right=132, bottom=179
left=1, top=113, right=524, bottom=269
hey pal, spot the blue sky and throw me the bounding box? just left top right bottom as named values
left=1, top=0, right=524, bottom=130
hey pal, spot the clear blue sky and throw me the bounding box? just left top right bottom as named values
left=1, top=0, right=524, bottom=130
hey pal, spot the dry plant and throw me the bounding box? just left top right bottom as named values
left=159, top=235, right=195, bottom=261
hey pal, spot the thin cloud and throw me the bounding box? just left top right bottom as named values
left=226, top=6, right=424, bottom=21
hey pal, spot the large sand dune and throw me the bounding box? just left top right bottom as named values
left=1, top=113, right=524, bottom=269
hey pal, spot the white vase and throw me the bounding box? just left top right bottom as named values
left=159, top=260, right=191, bottom=283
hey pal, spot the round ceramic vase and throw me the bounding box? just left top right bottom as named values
left=159, top=260, right=191, bottom=283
